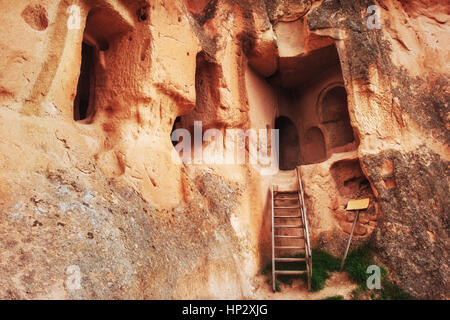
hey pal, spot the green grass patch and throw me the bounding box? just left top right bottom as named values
left=343, top=243, right=386, bottom=286
left=303, top=249, right=340, bottom=292
left=380, top=278, right=413, bottom=300
left=275, top=280, right=281, bottom=292
left=323, top=295, right=344, bottom=300
left=344, top=244, right=412, bottom=300
left=262, top=249, right=340, bottom=292
left=262, top=262, right=272, bottom=276
left=263, top=244, right=413, bottom=299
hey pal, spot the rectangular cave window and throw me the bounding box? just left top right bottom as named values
left=74, top=42, right=95, bottom=121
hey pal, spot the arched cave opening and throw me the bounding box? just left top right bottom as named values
left=74, top=41, right=95, bottom=121
left=302, top=126, right=326, bottom=165
left=330, top=158, right=377, bottom=237
left=73, top=7, right=131, bottom=122
left=320, top=85, right=355, bottom=149
left=170, top=51, right=221, bottom=163
left=275, top=116, right=300, bottom=170
left=330, top=159, right=371, bottom=198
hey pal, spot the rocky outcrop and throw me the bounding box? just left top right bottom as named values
left=305, top=0, right=449, bottom=299
left=364, top=148, right=449, bottom=299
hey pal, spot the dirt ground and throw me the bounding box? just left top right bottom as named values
left=252, top=272, right=357, bottom=300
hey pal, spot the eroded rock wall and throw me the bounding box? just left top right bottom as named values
left=306, top=0, right=449, bottom=299
left=0, top=0, right=257, bottom=299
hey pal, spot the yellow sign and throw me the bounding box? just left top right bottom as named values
left=346, top=198, right=370, bottom=211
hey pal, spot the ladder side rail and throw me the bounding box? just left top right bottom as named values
left=300, top=202, right=311, bottom=291
left=296, top=167, right=312, bottom=287
left=271, top=185, right=276, bottom=292
left=296, top=167, right=311, bottom=258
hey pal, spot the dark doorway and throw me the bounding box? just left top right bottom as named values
left=275, top=116, right=300, bottom=170
left=74, top=42, right=95, bottom=121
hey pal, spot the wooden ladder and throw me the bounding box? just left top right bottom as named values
left=271, top=167, right=312, bottom=291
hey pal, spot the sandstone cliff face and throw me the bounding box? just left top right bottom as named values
left=0, top=0, right=448, bottom=299
left=305, top=0, right=449, bottom=299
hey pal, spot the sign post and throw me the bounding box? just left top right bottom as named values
left=340, top=198, right=370, bottom=271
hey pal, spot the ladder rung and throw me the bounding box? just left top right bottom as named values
left=275, top=246, right=305, bottom=249
left=274, top=225, right=302, bottom=228
left=274, top=206, right=300, bottom=209
left=274, top=191, right=298, bottom=194
left=275, top=258, right=305, bottom=262
left=274, top=215, right=301, bottom=218
left=275, top=270, right=306, bottom=275
left=275, top=235, right=304, bottom=239
left=275, top=197, right=298, bottom=200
